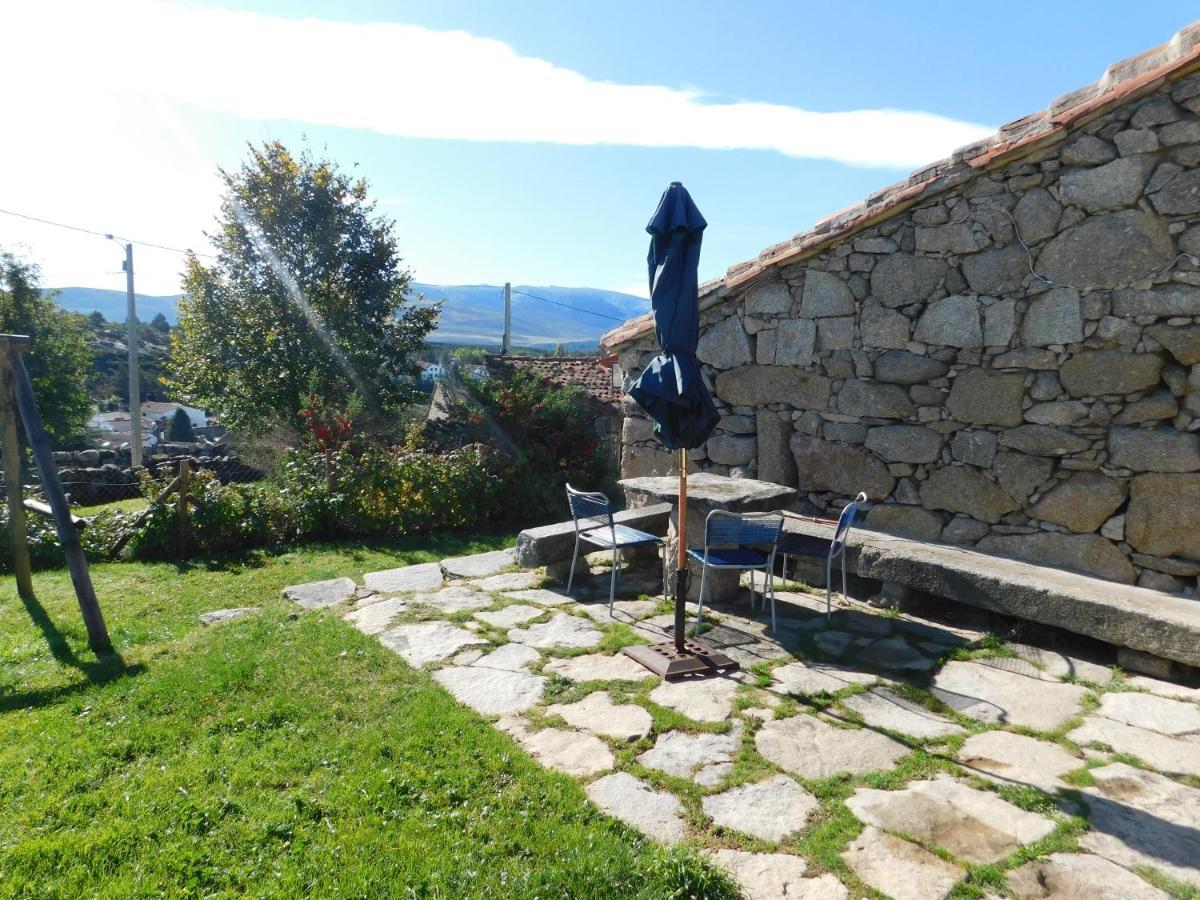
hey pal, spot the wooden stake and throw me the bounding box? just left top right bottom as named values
left=176, top=458, right=190, bottom=555
left=0, top=344, right=33, bottom=598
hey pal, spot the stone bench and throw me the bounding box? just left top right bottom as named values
left=780, top=517, right=1200, bottom=669
left=514, top=503, right=673, bottom=568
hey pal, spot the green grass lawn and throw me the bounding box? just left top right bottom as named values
left=0, top=533, right=733, bottom=898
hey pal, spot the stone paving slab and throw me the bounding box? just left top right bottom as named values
left=497, top=717, right=614, bottom=777
left=440, top=549, right=515, bottom=579
left=956, top=730, right=1082, bottom=791
left=757, top=714, right=908, bottom=780
left=840, top=687, right=964, bottom=740
left=1096, top=691, right=1200, bottom=736
left=586, top=772, right=685, bottom=844
left=343, top=597, right=407, bottom=635
left=702, top=774, right=818, bottom=842
left=378, top=621, right=486, bottom=667
left=649, top=676, right=739, bottom=723
left=1124, top=675, right=1200, bottom=703
left=547, top=691, right=652, bottom=741
left=771, top=661, right=881, bottom=696
left=1008, top=852, right=1171, bottom=900
left=813, top=630, right=853, bottom=656
left=845, top=777, right=1057, bottom=864
left=577, top=599, right=659, bottom=624
left=283, top=577, right=357, bottom=609
left=1079, top=763, right=1200, bottom=885
left=433, top=666, right=547, bottom=716
left=473, top=572, right=541, bottom=592
left=841, top=825, right=965, bottom=900
left=412, top=585, right=493, bottom=613
left=542, top=652, right=654, bottom=682
left=1069, top=716, right=1200, bottom=777
left=855, top=636, right=937, bottom=672
left=508, top=612, right=603, bottom=649
left=199, top=607, right=258, bottom=625
left=931, top=660, right=1088, bottom=731
left=363, top=563, right=444, bottom=594
left=637, top=727, right=741, bottom=780
left=472, top=604, right=543, bottom=629
left=501, top=588, right=574, bottom=606
left=1009, top=642, right=1115, bottom=684
left=705, top=849, right=848, bottom=900
left=472, top=643, right=540, bottom=673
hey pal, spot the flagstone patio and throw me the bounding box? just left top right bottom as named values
left=283, top=546, right=1200, bottom=899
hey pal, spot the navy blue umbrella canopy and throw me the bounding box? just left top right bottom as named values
left=628, top=183, right=719, bottom=451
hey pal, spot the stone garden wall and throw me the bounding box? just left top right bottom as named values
left=610, top=69, right=1200, bottom=596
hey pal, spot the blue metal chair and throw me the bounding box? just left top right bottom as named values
left=565, top=484, right=666, bottom=614
left=776, top=492, right=868, bottom=619
left=689, top=510, right=784, bottom=634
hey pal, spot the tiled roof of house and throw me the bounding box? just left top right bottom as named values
left=485, top=354, right=622, bottom=408
left=602, top=20, right=1200, bottom=350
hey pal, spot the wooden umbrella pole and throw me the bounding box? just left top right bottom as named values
left=675, top=448, right=688, bottom=652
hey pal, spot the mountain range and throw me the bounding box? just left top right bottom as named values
left=48, top=283, right=649, bottom=350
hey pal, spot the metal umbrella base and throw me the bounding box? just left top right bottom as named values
left=622, top=567, right=739, bottom=677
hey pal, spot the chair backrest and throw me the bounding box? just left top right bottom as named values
left=705, top=509, right=784, bottom=550
left=565, top=483, right=615, bottom=541
left=830, top=492, right=869, bottom=559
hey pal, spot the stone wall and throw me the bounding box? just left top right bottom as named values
left=612, top=71, right=1200, bottom=596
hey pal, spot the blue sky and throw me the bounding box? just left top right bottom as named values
left=2, top=1, right=1197, bottom=297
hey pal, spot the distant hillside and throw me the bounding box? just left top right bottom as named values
left=48, top=283, right=648, bottom=349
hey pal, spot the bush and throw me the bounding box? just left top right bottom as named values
left=167, top=408, right=195, bottom=442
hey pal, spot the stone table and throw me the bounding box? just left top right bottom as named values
left=620, top=473, right=797, bottom=602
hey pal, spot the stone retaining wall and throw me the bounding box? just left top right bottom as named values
left=610, top=71, right=1200, bottom=596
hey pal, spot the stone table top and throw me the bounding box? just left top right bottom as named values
left=620, top=472, right=797, bottom=514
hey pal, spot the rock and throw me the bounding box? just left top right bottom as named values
left=1060, top=350, right=1164, bottom=398
left=1069, top=717, right=1200, bottom=777
left=473, top=604, right=543, bottom=629
left=362, top=563, right=445, bottom=594
left=856, top=636, right=936, bottom=671
left=199, top=607, right=258, bottom=625
left=587, top=772, right=686, bottom=843
left=1008, top=643, right=1114, bottom=683
left=440, top=549, right=515, bottom=578
left=1112, top=283, right=1200, bottom=317
left=800, top=270, right=856, bottom=318
left=622, top=416, right=655, bottom=444
left=976, top=532, right=1136, bottom=583
left=993, top=348, right=1058, bottom=369
left=578, top=599, right=659, bottom=625
left=861, top=301, right=911, bottom=349
left=817, top=315, right=855, bottom=350
left=1116, top=392, right=1179, bottom=425
left=951, top=431, right=999, bottom=467
left=920, top=467, right=1019, bottom=524
left=873, top=350, right=947, bottom=385
left=792, top=435, right=896, bottom=499
left=501, top=588, right=574, bottom=606
left=942, top=515, right=991, bottom=544
left=946, top=369, right=1026, bottom=426
left=845, top=778, right=1056, bottom=864
left=774, top=319, right=817, bottom=366
left=706, top=849, right=848, bottom=900
left=864, top=505, right=945, bottom=542
left=698, top=314, right=753, bottom=369
left=543, top=652, right=654, bottom=682
left=1079, top=763, right=1200, bottom=884
left=1125, top=674, right=1200, bottom=702
left=1116, top=128, right=1161, bottom=156
left=707, top=433, right=756, bottom=466
left=473, top=571, right=541, bottom=591
left=703, top=775, right=818, bottom=842
left=813, top=630, right=854, bottom=655
left=378, top=622, right=487, bottom=668
left=1022, top=287, right=1084, bottom=346
left=914, top=296, right=983, bottom=348
left=622, top=444, right=676, bottom=477
left=1109, top=430, right=1200, bottom=473
left=841, top=826, right=965, bottom=900
left=962, top=244, right=1027, bottom=295
left=956, top=730, right=1081, bottom=790
left=638, top=728, right=740, bottom=779
left=343, top=597, right=407, bottom=635
left=508, top=724, right=615, bottom=777
left=283, top=576, right=357, bottom=609
left=508, top=612, right=602, bottom=649
left=771, top=661, right=879, bottom=696
left=649, top=676, right=739, bottom=722
left=695, top=762, right=733, bottom=786
left=841, top=687, right=963, bottom=739
left=547, top=691, right=653, bottom=741
left=994, top=452, right=1055, bottom=502
left=865, top=425, right=943, bottom=463
left=998, top=425, right=1090, bottom=457
left=1059, top=156, right=1153, bottom=212
left=745, top=280, right=793, bottom=316
left=756, top=411, right=797, bottom=486
left=931, top=660, right=1088, bottom=730
left=871, top=253, right=947, bottom=308
left=915, top=222, right=989, bottom=255
left=837, top=380, right=915, bottom=419
left=412, top=585, right=493, bottom=613
left=756, top=714, right=907, bottom=779
left=716, top=366, right=832, bottom=408
left=1036, top=211, right=1174, bottom=291
left=433, top=665, right=547, bottom=715
left=1008, top=852, right=1171, bottom=900
left=1149, top=167, right=1200, bottom=215
left=1014, top=187, right=1062, bottom=244
left=1096, top=691, right=1200, bottom=736
left=984, top=298, right=1017, bottom=347
left=473, top=643, right=540, bottom=672
left=1029, top=473, right=1127, bottom=533
left=1061, top=133, right=1117, bottom=165
left=1146, top=324, right=1200, bottom=366
left=1024, top=401, right=1090, bottom=426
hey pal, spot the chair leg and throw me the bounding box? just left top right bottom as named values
left=693, top=564, right=708, bottom=636
left=609, top=548, right=618, bottom=614
left=825, top=555, right=833, bottom=620
left=567, top=534, right=580, bottom=595
left=769, top=565, right=777, bottom=633
left=842, top=561, right=849, bottom=608
left=749, top=569, right=756, bottom=617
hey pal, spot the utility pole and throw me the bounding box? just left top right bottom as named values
left=109, top=238, right=141, bottom=468
left=502, top=282, right=512, bottom=355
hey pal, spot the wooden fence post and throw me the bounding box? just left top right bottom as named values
left=177, top=458, right=190, bottom=555
left=0, top=341, right=33, bottom=598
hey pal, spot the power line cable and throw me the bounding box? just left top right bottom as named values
left=0, top=207, right=215, bottom=259
left=509, top=288, right=626, bottom=322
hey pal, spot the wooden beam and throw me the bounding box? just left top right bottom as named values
left=0, top=351, right=33, bottom=598
left=23, top=498, right=86, bottom=529
left=108, top=472, right=182, bottom=556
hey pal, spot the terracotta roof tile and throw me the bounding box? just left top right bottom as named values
left=485, top=354, right=621, bottom=409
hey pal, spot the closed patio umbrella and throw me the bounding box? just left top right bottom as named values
left=625, top=183, right=736, bottom=676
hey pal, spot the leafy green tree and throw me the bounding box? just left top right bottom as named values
left=0, top=251, right=93, bottom=446
left=169, top=141, right=439, bottom=430
left=149, top=312, right=171, bottom=333
left=167, top=407, right=194, bottom=442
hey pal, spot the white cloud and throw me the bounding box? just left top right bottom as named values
left=4, top=1, right=992, bottom=170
